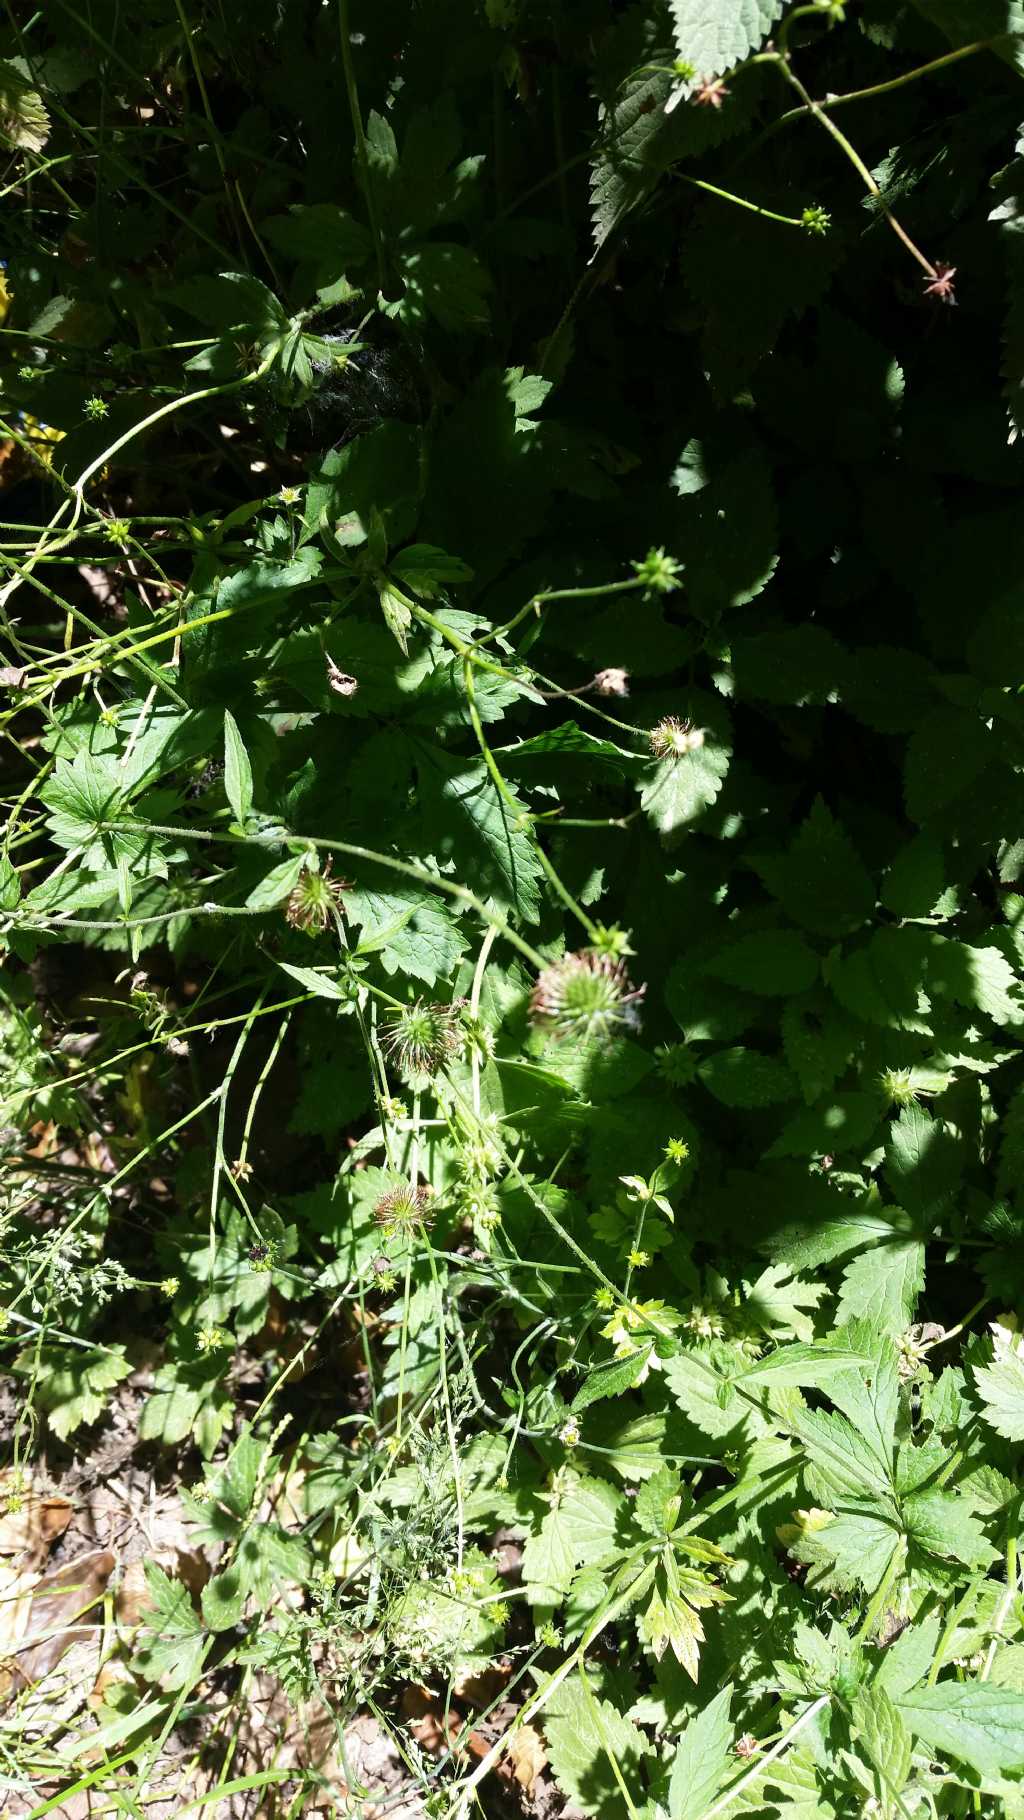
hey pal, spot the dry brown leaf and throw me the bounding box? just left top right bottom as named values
left=399, top=1683, right=465, bottom=1756
left=26, top=1119, right=59, bottom=1158
left=10, top=1549, right=115, bottom=1691
left=506, top=1721, right=547, bottom=1793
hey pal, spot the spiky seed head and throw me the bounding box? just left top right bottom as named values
left=529, top=949, right=645, bottom=1043
left=879, top=1067, right=918, bottom=1107
left=382, top=1000, right=464, bottom=1078
left=373, top=1182, right=434, bottom=1232
left=285, top=858, right=350, bottom=934
left=632, top=546, right=682, bottom=594
left=649, top=716, right=705, bottom=760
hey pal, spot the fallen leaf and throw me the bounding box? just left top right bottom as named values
left=506, top=1721, right=547, bottom=1793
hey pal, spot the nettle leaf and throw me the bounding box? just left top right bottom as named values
left=707, top=930, right=819, bottom=996
left=667, top=1683, right=734, bottom=1820
left=836, top=1239, right=925, bottom=1334
left=699, top=1046, right=798, bottom=1108
left=670, top=0, right=784, bottom=82
left=673, top=432, right=777, bottom=617
left=544, top=1670, right=650, bottom=1819
left=420, top=753, right=543, bottom=922
left=639, top=738, right=731, bottom=837
left=899, top=1682, right=1024, bottom=1779
left=756, top=799, right=875, bottom=938
left=973, top=1327, right=1024, bottom=1442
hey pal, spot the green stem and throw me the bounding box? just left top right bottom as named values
left=337, top=0, right=387, bottom=296
left=462, top=656, right=600, bottom=943
left=13, top=815, right=549, bottom=972
left=776, top=58, right=937, bottom=280
left=679, top=171, right=807, bottom=228
left=777, top=39, right=997, bottom=120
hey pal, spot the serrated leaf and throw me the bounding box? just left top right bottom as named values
left=245, top=850, right=307, bottom=911
left=743, top=1264, right=825, bottom=1343
left=544, top=1670, right=650, bottom=1819
left=698, top=1046, right=797, bottom=1108
left=27, top=1345, right=132, bottom=1438
left=669, top=0, right=784, bottom=82
left=420, top=753, right=543, bottom=923
left=973, top=1336, right=1024, bottom=1442
left=131, top=1563, right=205, bottom=1691
left=571, top=1347, right=651, bottom=1412
left=899, top=1682, right=1024, bottom=1778
left=640, top=742, right=730, bottom=836
left=903, top=1489, right=999, bottom=1568
left=883, top=1105, right=959, bottom=1217
left=790, top=1405, right=894, bottom=1502
left=756, top=799, right=874, bottom=938
left=836, top=1240, right=925, bottom=1335
left=736, top=1342, right=871, bottom=1389
left=851, top=1683, right=912, bottom=1802
left=202, top=1565, right=245, bottom=1631
left=708, top=931, right=819, bottom=996
left=668, top=1683, right=734, bottom=1820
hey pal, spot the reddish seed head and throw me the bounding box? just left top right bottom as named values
left=923, top=262, right=957, bottom=305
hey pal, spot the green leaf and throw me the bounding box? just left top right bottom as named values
left=790, top=1406, right=894, bottom=1502
left=390, top=242, right=491, bottom=332
left=26, top=1344, right=132, bottom=1438
left=131, top=1563, right=205, bottom=1691
left=973, top=1333, right=1024, bottom=1442
left=668, top=1683, right=734, bottom=1820
left=275, top=961, right=349, bottom=1001
left=544, top=1670, right=650, bottom=1820
left=633, top=1467, right=683, bottom=1539
left=244, top=850, right=307, bottom=912
left=883, top=1104, right=960, bottom=1217
left=389, top=543, right=474, bottom=597
left=755, top=798, right=874, bottom=938
left=669, top=0, right=785, bottom=83
left=899, top=1682, right=1024, bottom=1778
left=222, top=710, right=253, bottom=823
left=736, top=1342, right=872, bottom=1389
left=765, top=1091, right=881, bottom=1160
left=522, top=1505, right=576, bottom=1605
left=836, top=1239, right=925, bottom=1335
left=903, top=1489, right=999, bottom=1568
left=420, top=754, right=543, bottom=923
left=571, top=1347, right=651, bottom=1412
left=639, top=741, right=730, bottom=836
left=707, top=931, right=819, bottom=996
left=698, top=1046, right=798, bottom=1107
left=201, top=1566, right=245, bottom=1632
left=851, top=1683, right=912, bottom=1803
left=0, top=853, right=20, bottom=909
left=875, top=1615, right=942, bottom=1698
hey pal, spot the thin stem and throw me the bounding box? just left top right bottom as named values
left=776, top=58, right=937, bottom=279
left=679, top=171, right=808, bottom=228
left=337, top=0, right=387, bottom=296
left=777, top=39, right=997, bottom=121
